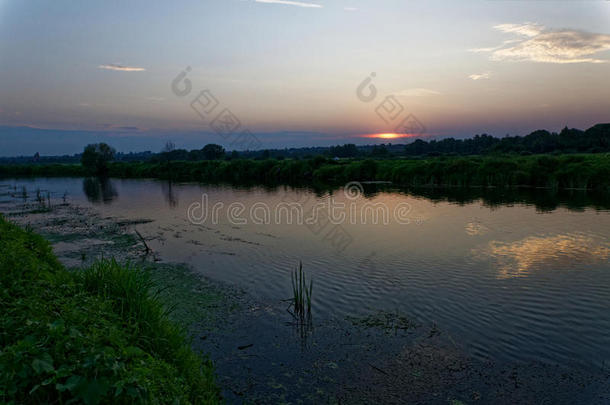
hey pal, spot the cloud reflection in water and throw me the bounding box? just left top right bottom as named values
left=474, top=233, right=610, bottom=279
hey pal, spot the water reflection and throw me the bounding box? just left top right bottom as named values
left=82, top=177, right=118, bottom=204
left=145, top=179, right=610, bottom=212
left=161, top=180, right=178, bottom=208
left=475, top=233, right=610, bottom=278
left=465, top=219, right=490, bottom=236
left=394, top=186, right=610, bottom=212
left=3, top=177, right=610, bottom=371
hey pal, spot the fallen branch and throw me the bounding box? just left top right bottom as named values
left=369, top=363, right=389, bottom=375
left=134, top=228, right=151, bottom=254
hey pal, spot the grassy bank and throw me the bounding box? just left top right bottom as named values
left=1, top=153, right=609, bottom=190
left=0, top=216, right=220, bottom=404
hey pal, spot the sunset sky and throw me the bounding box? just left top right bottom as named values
left=1, top=0, right=609, bottom=155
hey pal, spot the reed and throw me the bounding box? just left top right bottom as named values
left=291, top=261, right=313, bottom=321
left=32, top=188, right=52, bottom=211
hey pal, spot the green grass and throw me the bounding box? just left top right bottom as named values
left=1, top=153, right=609, bottom=190
left=0, top=216, right=221, bottom=404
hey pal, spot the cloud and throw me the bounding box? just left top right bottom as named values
left=344, top=7, right=357, bottom=11
left=472, top=23, right=610, bottom=64
left=469, top=72, right=491, bottom=80
left=98, top=64, right=146, bottom=72
left=469, top=39, right=520, bottom=53
left=494, top=23, right=543, bottom=38
left=254, top=0, right=322, bottom=8
left=395, top=88, right=442, bottom=97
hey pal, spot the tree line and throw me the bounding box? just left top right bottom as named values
left=2, top=124, right=609, bottom=169
left=404, top=124, right=610, bottom=156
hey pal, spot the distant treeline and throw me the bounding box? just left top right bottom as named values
left=1, top=124, right=609, bottom=164
left=0, top=151, right=153, bottom=165
left=2, top=154, right=609, bottom=191
left=404, top=124, right=610, bottom=156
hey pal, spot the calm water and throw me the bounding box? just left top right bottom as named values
left=3, top=177, right=610, bottom=371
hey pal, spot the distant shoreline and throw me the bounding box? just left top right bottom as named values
left=1, top=153, right=609, bottom=192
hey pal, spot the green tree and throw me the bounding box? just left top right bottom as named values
left=330, top=143, right=358, bottom=158
left=202, top=144, right=225, bottom=160
left=81, top=143, right=116, bottom=175
left=371, top=144, right=388, bottom=157
left=161, top=141, right=176, bottom=162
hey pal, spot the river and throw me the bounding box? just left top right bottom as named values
left=2, top=177, right=609, bottom=402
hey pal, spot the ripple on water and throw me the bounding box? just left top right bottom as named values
left=3, top=178, right=609, bottom=371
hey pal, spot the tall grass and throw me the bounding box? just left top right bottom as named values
left=33, top=188, right=52, bottom=211
left=0, top=216, right=220, bottom=404
left=290, top=261, right=312, bottom=322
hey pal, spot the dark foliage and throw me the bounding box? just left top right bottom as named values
left=81, top=143, right=116, bottom=175
left=404, top=124, right=610, bottom=156
left=1, top=153, right=609, bottom=191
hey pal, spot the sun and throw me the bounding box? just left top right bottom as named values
left=375, top=133, right=402, bottom=139
left=361, top=133, right=418, bottom=140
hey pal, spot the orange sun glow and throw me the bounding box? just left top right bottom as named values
left=361, top=133, right=418, bottom=139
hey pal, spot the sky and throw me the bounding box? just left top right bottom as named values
left=1, top=0, right=609, bottom=156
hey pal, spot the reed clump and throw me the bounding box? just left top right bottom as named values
left=290, top=261, right=312, bottom=321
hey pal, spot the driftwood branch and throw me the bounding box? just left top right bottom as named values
left=134, top=228, right=151, bottom=254
left=369, top=363, right=389, bottom=375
